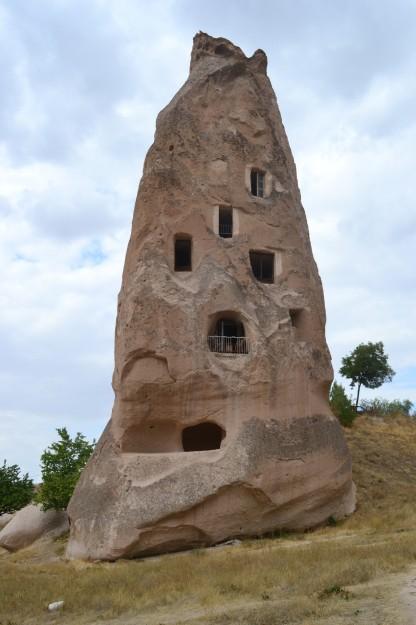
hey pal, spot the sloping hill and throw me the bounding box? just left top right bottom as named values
left=344, top=415, right=416, bottom=530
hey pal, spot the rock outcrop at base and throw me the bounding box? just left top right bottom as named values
left=67, top=33, right=355, bottom=561
left=0, top=504, right=68, bottom=551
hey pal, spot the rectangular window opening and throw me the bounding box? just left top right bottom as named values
left=250, top=251, right=274, bottom=283
left=174, top=238, right=192, bottom=271
left=250, top=170, right=265, bottom=198
left=219, top=206, right=233, bottom=238
left=289, top=309, right=302, bottom=328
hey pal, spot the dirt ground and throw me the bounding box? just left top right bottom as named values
left=70, top=564, right=416, bottom=625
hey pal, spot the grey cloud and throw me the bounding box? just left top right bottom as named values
left=22, top=187, right=125, bottom=240
left=0, top=0, right=135, bottom=163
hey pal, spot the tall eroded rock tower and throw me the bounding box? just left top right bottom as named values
left=67, top=33, right=355, bottom=560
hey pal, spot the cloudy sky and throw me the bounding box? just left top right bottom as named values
left=1, top=0, right=415, bottom=480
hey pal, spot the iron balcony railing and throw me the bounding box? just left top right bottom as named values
left=207, top=335, right=249, bottom=355
left=219, top=224, right=233, bottom=237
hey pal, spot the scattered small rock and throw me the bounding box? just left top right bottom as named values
left=48, top=600, right=64, bottom=612
left=214, top=539, right=242, bottom=549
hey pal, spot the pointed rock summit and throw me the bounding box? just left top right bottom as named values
left=67, top=33, right=355, bottom=560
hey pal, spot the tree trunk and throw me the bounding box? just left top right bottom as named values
left=355, top=382, right=362, bottom=411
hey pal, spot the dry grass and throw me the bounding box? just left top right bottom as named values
left=1, top=415, right=416, bottom=625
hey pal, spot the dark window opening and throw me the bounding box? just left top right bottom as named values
left=289, top=309, right=307, bottom=340
left=216, top=318, right=245, bottom=338
left=219, top=206, right=233, bottom=238
left=250, top=251, right=274, bottom=283
left=174, top=237, right=192, bottom=271
left=250, top=169, right=265, bottom=197
left=289, top=309, right=302, bottom=328
left=208, top=317, right=249, bottom=354
left=182, top=422, right=225, bottom=451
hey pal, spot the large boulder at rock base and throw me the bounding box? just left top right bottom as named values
left=0, top=504, right=68, bottom=552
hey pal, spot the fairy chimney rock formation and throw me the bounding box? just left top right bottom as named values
left=67, top=33, right=355, bottom=561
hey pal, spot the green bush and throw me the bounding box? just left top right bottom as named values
left=35, top=428, right=95, bottom=511
left=0, top=460, right=34, bottom=515
left=330, top=381, right=357, bottom=427
left=360, top=398, right=414, bottom=418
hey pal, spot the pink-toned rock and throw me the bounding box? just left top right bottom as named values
left=67, top=32, right=355, bottom=561
left=0, top=504, right=68, bottom=551
left=0, top=513, right=14, bottom=530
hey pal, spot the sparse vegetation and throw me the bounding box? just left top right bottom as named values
left=35, top=428, right=94, bottom=511
left=360, top=397, right=414, bottom=418
left=329, top=381, right=357, bottom=427
left=318, top=584, right=353, bottom=601
left=1, top=529, right=415, bottom=624
left=1, top=415, right=416, bottom=625
left=0, top=460, right=34, bottom=515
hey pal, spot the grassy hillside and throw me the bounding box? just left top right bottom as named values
left=344, top=415, right=416, bottom=530
left=1, top=416, right=416, bottom=625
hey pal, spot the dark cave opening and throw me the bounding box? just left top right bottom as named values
left=182, top=422, right=225, bottom=451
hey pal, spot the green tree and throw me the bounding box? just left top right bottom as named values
left=0, top=460, right=34, bottom=515
left=340, top=342, right=395, bottom=410
left=329, top=381, right=357, bottom=427
left=36, top=428, right=95, bottom=511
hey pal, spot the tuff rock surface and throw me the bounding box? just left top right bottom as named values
left=0, top=513, right=14, bottom=530
left=67, top=33, right=355, bottom=561
left=0, top=504, right=68, bottom=551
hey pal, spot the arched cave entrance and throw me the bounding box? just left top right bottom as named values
left=182, top=422, right=225, bottom=452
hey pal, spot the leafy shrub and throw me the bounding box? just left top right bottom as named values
left=0, top=460, right=34, bottom=515
left=360, top=398, right=414, bottom=418
left=35, top=428, right=95, bottom=511
left=330, top=381, right=357, bottom=427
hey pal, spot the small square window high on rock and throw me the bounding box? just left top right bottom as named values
left=250, top=170, right=265, bottom=197
left=250, top=251, right=274, bottom=283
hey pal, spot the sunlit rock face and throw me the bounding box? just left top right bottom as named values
left=66, top=33, right=355, bottom=561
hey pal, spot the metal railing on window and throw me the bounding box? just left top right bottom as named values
left=207, top=336, right=249, bottom=354
left=219, top=223, right=233, bottom=237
